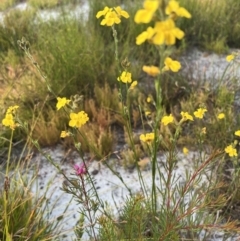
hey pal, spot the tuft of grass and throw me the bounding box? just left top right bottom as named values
left=178, top=0, right=240, bottom=52
left=0, top=163, right=62, bottom=240
left=28, top=0, right=59, bottom=9
left=0, top=0, right=17, bottom=11
left=0, top=8, right=37, bottom=55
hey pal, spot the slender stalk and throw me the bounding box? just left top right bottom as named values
left=3, top=129, right=14, bottom=241
left=151, top=46, right=164, bottom=212
left=79, top=175, right=97, bottom=240
left=111, top=25, right=120, bottom=74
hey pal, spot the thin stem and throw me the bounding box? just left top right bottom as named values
left=3, top=129, right=14, bottom=240
left=80, top=175, right=97, bottom=240
left=111, top=25, right=120, bottom=74
left=151, top=46, right=164, bottom=212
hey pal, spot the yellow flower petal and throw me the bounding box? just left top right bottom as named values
left=136, top=27, right=155, bottom=45
left=180, top=111, right=193, bottom=121
left=96, top=7, right=110, bottom=18
left=60, top=131, right=71, bottom=138
left=56, top=97, right=70, bottom=110
left=225, top=144, right=237, bottom=157
left=117, top=71, right=132, bottom=83
left=114, top=6, right=129, bottom=18
left=194, top=108, right=207, bottom=119
left=235, top=130, right=240, bottom=137
left=69, top=111, right=89, bottom=128
left=134, top=0, right=159, bottom=24
left=142, top=65, right=160, bottom=76
left=140, top=132, right=155, bottom=143
left=164, top=57, right=181, bottom=72
left=161, top=114, right=174, bottom=126
left=183, top=147, right=189, bottom=155
left=129, top=80, right=138, bottom=89
left=165, top=0, right=191, bottom=18
left=217, top=113, right=225, bottom=119
left=226, top=54, right=234, bottom=62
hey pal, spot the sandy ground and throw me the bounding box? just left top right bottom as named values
left=25, top=146, right=207, bottom=241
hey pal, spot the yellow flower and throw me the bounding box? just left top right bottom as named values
left=7, top=105, right=19, bottom=114
left=56, top=97, right=70, bottom=110
left=163, top=57, right=181, bottom=72
left=2, top=113, right=17, bottom=130
left=134, top=0, right=159, bottom=24
left=183, top=147, right=189, bottom=155
left=114, top=6, right=129, bottom=19
left=145, top=111, right=151, bottom=116
left=117, top=71, right=132, bottom=83
left=96, top=6, right=129, bottom=26
left=201, top=127, right=206, bottom=135
left=101, top=10, right=121, bottom=26
left=140, top=132, right=155, bottom=143
left=2, top=114, right=15, bottom=129
left=136, top=27, right=155, bottom=45
left=60, top=131, right=71, bottom=138
left=69, top=111, right=89, bottom=128
left=161, top=114, right=174, bottom=126
left=129, top=80, right=138, bottom=89
left=96, top=6, right=111, bottom=18
left=153, top=18, right=184, bottom=45
left=235, top=130, right=240, bottom=137
left=165, top=0, right=191, bottom=19
left=226, top=54, right=234, bottom=62
left=147, top=96, right=152, bottom=103
left=225, top=144, right=237, bottom=157
left=180, top=111, right=193, bottom=121
left=194, top=108, right=207, bottom=119
left=217, top=113, right=225, bottom=120
left=142, top=65, right=160, bottom=76
left=2, top=105, right=19, bottom=130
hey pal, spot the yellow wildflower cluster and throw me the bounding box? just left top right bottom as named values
left=2, top=105, right=19, bottom=130
left=69, top=111, right=89, bottom=128
left=96, top=6, right=129, bottom=26
left=56, top=96, right=89, bottom=136
left=160, top=108, right=206, bottom=127
left=225, top=144, right=237, bottom=157
left=224, top=129, right=240, bottom=157
left=135, top=0, right=191, bottom=46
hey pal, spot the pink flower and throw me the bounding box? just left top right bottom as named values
left=73, top=163, right=87, bottom=176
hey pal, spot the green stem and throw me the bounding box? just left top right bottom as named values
left=112, top=25, right=120, bottom=74
left=3, top=129, right=14, bottom=241
left=151, top=47, right=164, bottom=212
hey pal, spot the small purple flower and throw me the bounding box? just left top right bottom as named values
left=73, top=163, right=87, bottom=176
